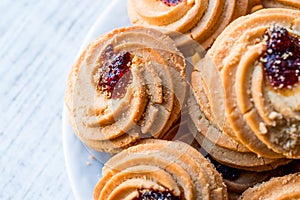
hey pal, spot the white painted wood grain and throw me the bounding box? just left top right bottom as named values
left=0, top=0, right=111, bottom=199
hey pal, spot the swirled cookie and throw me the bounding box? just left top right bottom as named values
left=261, top=0, right=300, bottom=9
left=94, top=139, right=228, bottom=200
left=128, top=0, right=263, bottom=49
left=194, top=8, right=300, bottom=158
left=240, top=172, right=300, bottom=200
left=65, top=27, right=186, bottom=153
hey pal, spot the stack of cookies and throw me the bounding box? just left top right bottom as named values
left=65, top=0, right=300, bottom=199
left=189, top=5, right=300, bottom=199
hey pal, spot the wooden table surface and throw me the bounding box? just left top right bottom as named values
left=1, top=0, right=111, bottom=199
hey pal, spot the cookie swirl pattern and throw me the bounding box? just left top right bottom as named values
left=128, top=0, right=263, bottom=49
left=201, top=8, right=300, bottom=158
left=65, top=27, right=186, bottom=153
left=94, top=139, right=228, bottom=200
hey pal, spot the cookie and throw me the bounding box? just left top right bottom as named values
left=65, top=27, right=186, bottom=153
left=200, top=8, right=300, bottom=158
left=94, top=139, right=228, bottom=200
left=128, top=0, right=263, bottom=49
left=261, top=0, right=300, bottom=9
left=240, top=172, right=300, bottom=200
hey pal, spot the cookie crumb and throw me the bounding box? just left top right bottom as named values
left=89, top=155, right=96, bottom=160
left=268, top=111, right=283, bottom=120
left=259, top=122, right=268, bottom=134
left=86, top=161, right=91, bottom=166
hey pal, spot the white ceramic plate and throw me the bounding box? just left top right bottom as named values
left=62, top=0, right=131, bottom=199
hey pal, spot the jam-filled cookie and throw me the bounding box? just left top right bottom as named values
left=94, top=139, right=228, bottom=200
left=193, top=8, right=300, bottom=158
left=65, top=27, right=186, bottom=153
left=128, top=0, right=263, bottom=49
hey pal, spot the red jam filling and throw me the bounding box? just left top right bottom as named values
left=97, top=51, right=133, bottom=99
left=137, top=189, right=179, bottom=200
left=260, top=25, right=300, bottom=89
left=160, top=0, right=184, bottom=6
